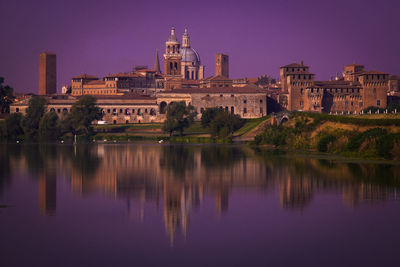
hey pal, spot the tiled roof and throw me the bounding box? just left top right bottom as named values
left=161, top=85, right=265, bottom=94
left=359, top=70, right=388, bottom=75
left=203, top=75, right=232, bottom=81
left=345, top=63, right=364, bottom=67
left=104, top=72, right=142, bottom=78
left=280, top=63, right=307, bottom=68
left=85, top=80, right=105, bottom=85
left=72, top=74, right=98, bottom=80
left=92, top=93, right=156, bottom=100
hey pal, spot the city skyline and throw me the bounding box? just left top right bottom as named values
left=1, top=0, right=400, bottom=93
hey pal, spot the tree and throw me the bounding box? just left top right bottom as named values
left=162, top=101, right=196, bottom=136
left=5, top=113, right=24, bottom=140
left=39, top=112, right=60, bottom=141
left=201, top=107, right=221, bottom=128
left=62, top=95, right=102, bottom=136
left=209, top=110, right=244, bottom=138
left=0, top=77, right=14, bottom=114
left=22, top=96, right=47, bottom=141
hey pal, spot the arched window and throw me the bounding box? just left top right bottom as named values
left=160, top=102, right=167, bottom=114
left=170, top=62, right=173, bottom=72
left=150, top=108, right=156, bottom=115
left=191, top=71, right=194, bottom=80
left=173, top=46, right=175, bottom=53
left=174, top=62, right=178, bottom=70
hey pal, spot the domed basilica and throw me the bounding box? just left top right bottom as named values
left=163, top=27, right=204, bottom=81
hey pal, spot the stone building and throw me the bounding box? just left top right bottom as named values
left=10, top=94, right=164, bottom=124
left=280, top=62, right=389, bottom=113
left=70, top=67, right=164, bottom=96
left=157, top=86, right=267, bottom=119
left=39, top=52, right=57, bottom=95
left=388, top=75, right=400, bottom=94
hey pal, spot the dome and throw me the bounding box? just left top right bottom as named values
left=181, top=47, right=200, bottom=63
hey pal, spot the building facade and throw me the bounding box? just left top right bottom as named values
left=281, top=62, right=389, bottom=113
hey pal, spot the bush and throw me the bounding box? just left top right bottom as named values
left=5, top=113, right=24, bottom=141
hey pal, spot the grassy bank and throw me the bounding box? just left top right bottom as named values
left=252, top=112, right=400, bottom=160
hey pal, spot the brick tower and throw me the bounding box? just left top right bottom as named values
left=216, top=54, right=229, bottom=78
left=39, top=52, right=57, bottom=95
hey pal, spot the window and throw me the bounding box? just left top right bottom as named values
left=260, top=107, right=263, bottom=114
left=113, top=120, right=116, bottom=124
left=126, top=120, right=129, bottom=124
left=145, top=109, right=148, bottom=113
left=244, top=100, right=247, bottom=104
left=137, top=108, right=141, bottom=115
left=231, top=94, right=234, bottom=97
left=377, top=100, right=381, bottom=106
left=200, top=108, right=204, bottom=113
left=231, top=106, right=234, bottom=113
left=132, top=109, right=135, bottom=114
left=225, top=107, right=228, bottom=111
left=220, top=94, right=223, bottom=97
left=243, top=108, right=247, bottom=114
left=119, top=109, right=123, bottom=114
left=16, top=108, right=19, bottom=112
left=359, top=102, right=363, bottom=107
left=107, top=109, right=110, bottom=114
left=260, top=99, right=263, bottom=103
left=300, top=101, right=304, bottom=107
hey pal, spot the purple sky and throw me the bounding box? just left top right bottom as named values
left=1, top=0, right=399, bottom=93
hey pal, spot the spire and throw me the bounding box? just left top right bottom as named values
left=182, top=26, right=190, bottom=48
left=154, top=49, right=161, bottom=73
left=167, top=27, right=178, bottom=43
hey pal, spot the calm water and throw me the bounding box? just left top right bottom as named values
left=1, top=144, right=400, bottom=267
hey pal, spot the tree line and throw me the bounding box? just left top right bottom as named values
left=1, top=95, right=102, bottom=142
left=162, top=102, right=244, bottom=139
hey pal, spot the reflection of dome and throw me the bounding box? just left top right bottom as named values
left=181, top=47, right=200, bottom=63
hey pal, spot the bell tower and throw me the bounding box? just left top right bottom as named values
left=164, top=27, right=182, bottom=76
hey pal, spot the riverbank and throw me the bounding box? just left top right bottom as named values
left=252, top=112, right=400, bottom=161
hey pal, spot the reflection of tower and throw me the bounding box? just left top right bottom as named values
left=163, top=178, right=183, bottom=246
left=280, top=175, right=313, bottom=210
left=215, top=185, right=229, bottom=214
left=38, top=169, right=57, bottom=216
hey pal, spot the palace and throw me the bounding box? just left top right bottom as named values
left=279, top=62, right=389, bottom=113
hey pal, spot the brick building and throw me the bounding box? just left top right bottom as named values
left=280, top=62, right=389, bottom=113
left=39, top=52, right=56, bottom=95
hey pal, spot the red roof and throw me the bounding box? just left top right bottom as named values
left=72, top=74, right=98, bottom=80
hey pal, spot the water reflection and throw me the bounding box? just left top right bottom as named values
left=1, top=144, right=400, bottom=244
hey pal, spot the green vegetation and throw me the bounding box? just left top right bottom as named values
left=62, top=95, right=103, bottom=137
left=0, top=77, right=14, bottom=114
left=21, top=96, right=47, bottom=141
left=252, top=112, right=400, bottom=160
left=162, top=101, right=196, bottom=136
left=5, top=113, right=24, bottom=141
left=3, top=95, right=103, bottom=142
left=233, top=116, right=270, bottom=137
left=39, top=112, right=60, bottom=141
left=295, top=111, right=400, bottom=127
left=201, top=107, right=244, bottom=138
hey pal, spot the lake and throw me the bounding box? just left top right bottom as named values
left=1, top=144, right=400, bottom=267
